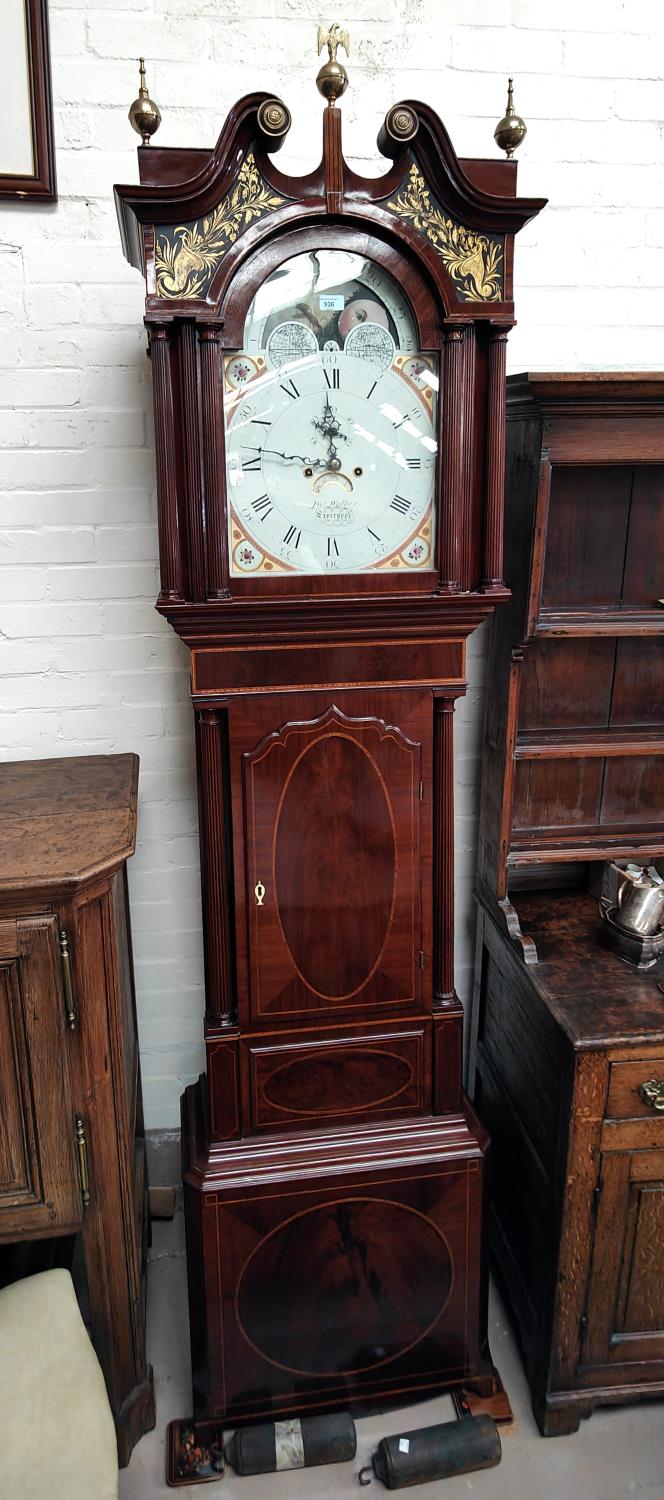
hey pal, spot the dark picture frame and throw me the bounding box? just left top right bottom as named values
left=0, top=0, right=56, bottom=202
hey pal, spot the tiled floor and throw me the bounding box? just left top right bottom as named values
left=120, top=1203, right=664, bottom=1500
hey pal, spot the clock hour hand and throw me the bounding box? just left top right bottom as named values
left=312, top=397, right=349, bottom=471
left=313, top=396, right=346, bottom=444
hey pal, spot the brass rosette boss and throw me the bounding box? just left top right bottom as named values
left=378, top=104, right=419, bottom=160
left=256, top=98, right=292, bottom=152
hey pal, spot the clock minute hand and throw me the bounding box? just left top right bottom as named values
left=242, top=445, right=322, bottom=467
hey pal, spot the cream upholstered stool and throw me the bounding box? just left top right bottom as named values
left=0, top=1268, right=118, bottom=1500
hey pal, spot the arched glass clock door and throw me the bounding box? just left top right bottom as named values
left=223, top=249, right=439, bottom=578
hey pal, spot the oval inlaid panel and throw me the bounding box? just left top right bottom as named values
left=263, top=1048, right=413, bottom=1117
left=274, top=735, right=396, bottom=997
left=237, top=1198, right=452, bottom=1376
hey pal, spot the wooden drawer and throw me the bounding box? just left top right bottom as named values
left=241, top=1022, right=431, bottom=1134
left=606, top=1057, right=664, bottom=1121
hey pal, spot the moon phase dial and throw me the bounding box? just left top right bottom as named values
left=242, top=250, right=419, bottom=359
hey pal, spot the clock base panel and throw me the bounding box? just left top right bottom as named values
left=182, top=1076, right=494, bottom=1426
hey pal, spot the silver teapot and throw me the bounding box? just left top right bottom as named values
left=615, top=864, right=664, bottom=937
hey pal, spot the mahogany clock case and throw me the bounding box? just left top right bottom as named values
left=115, top=91, right=545, bottom=1425
left=183, top=1090, right=492, bottom=1426
left=186, top=681, right=491, bottom=1425
left=115, top=91, right=545, bottom=623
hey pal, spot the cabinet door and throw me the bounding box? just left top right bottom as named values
left=233, top=691, right=430, bottom=1024
left=0, top=916, right=81, bottom=1237
left=582, top=1149, right=664, bottom=1372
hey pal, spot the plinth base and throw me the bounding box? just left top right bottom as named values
left=182, top=1077, right=495, bottom=1426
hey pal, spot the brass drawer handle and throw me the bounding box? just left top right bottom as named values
left=75, top=1115, right=91, bottom=1207
left=638, top=1079, right=664, bottom=1112
left=59, top=929, right=77, bottom=1030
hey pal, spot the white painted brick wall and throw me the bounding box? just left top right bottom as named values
left=2, top=0, right=663, bottom=1126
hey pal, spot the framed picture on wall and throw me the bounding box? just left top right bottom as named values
left=0, top=0, right=56, bottom=201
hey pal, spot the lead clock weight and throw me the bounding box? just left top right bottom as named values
left=226, top=1413, right=357, bottom=1476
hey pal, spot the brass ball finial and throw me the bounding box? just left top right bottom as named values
left=128, top=57, right=162, bottom=146
left=316, top=23, right=350, bottom=107
left=494, top=77, right=527, bottom=159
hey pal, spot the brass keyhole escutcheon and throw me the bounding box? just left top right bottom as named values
left=255, top=881, right=266, bottom=907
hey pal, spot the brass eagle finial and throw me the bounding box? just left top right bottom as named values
left=316, top=22, right=350, bottom=105
left=317, top=22, right=350, bottom=62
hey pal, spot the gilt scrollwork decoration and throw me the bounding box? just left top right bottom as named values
left=155, top=152, right=285, bottom=299
left=387, top=163, right=504, bottom=303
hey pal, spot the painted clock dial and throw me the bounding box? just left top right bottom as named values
left=223, top=251, right=439, bottom=577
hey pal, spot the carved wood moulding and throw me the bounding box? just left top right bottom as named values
left=116, top=91, right=545, bottom=321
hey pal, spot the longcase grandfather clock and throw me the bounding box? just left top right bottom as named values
left=115, top=34, right=545, bottom=1426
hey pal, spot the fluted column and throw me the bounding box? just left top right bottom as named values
left=460, top=326, right=476, bottom=591
left=323, top=104, right=343, bottom=213
left=438, top=326, right=465, bottom=591
left=197, top=709, right=234, bottom=1025
left=179, top=321, right=206, bottom=602
left=482, top=327, right=510, bottom=591
left=199, top=327, right=230, bottom=598
left=150, top=327, right=183, bottom=600
left=433, top=695, right=457, bottom=1008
